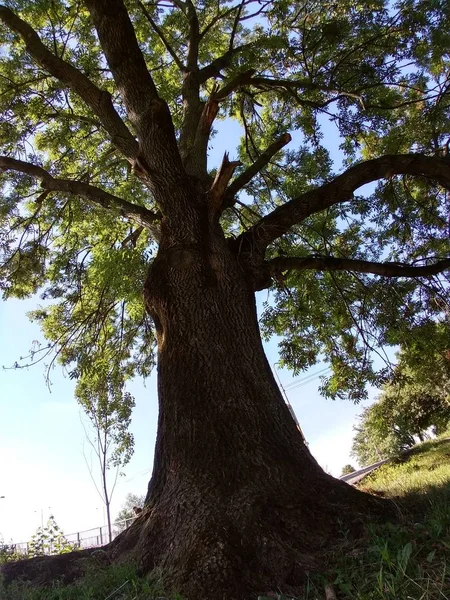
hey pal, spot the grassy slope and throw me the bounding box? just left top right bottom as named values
left=302, top=434, right=450, bottom=600
left=1, top=435, right=450, bottom=599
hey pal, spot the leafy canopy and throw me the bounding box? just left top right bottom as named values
left=0, top=0, right=449, bottom=401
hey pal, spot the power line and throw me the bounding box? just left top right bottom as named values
left=283, top=366, right=331, bottom=391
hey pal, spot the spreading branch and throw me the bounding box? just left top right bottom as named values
left=215, top=69, right=256, bottom=100
left=0, top=156, right=160, bottom=230
left=223, top=133, right=292, bottom=208
left=235, top=154, right=450, bottom=255
left=200, top=1, right=244, bottom=39
left=266, top=255, right=450, bottom=283
left=84, top=0, right=159, bottom=133
left=198, top=43, right=254, bottom=83
left=228, top=0, right=245, bottom=52
left=0, top=5, right=138, bottom=161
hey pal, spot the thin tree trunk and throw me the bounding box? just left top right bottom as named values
left=106, top=501, right=112, bottom=544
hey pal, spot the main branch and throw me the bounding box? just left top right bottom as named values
left=85, top=0, right=185, bottom=187
left=235, top=154, right=450, bottom=255
left=0, top=5, right=138, bottom=161
left=0, top=156, right=160, bottom=230
left=84, top=0, right=159, bottom=134
left=265, top=255, right=450, bottom=288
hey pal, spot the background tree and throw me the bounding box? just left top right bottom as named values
left=351, top=354, right=450, bottom=465
left=80, top=365, right=135, bottom=543
left=341, top=464, right=357, bottom=476
left=0, top=544, right=22, bottom=565
left=1, top=0, right=450, bottom=597
left=114, top=493, right=146, bottom=533
left=27, top=515, right=76, bottom=557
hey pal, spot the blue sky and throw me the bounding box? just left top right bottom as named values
left=0, top=116, right=378, bottom=545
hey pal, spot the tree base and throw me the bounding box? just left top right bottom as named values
left=1, top=484, right=394, bottom=599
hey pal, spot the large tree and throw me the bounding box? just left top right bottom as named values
left=1, top=0, right=449, bottom=597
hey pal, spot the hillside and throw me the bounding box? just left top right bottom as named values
left=310, top=434, right=450, bottom=600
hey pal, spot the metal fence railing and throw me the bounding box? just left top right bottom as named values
left=9, top=517, right=136, bottom=556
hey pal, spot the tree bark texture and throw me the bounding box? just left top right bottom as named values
left=106, top=194, right=385, bottom=599
left=0, top=186, right=390, bottom=600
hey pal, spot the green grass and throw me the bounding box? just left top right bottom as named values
left=0, top=562, right=181, bottom=600
left=2, top=435, right=450, bottom=599
left=300, top=433, right=450, bottom=600
left=360, top=434, right=450, bottom=499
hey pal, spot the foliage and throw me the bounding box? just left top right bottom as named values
left=115, top=493, right=145, bottom=532
left=27, top=515, right=76, bottom=557
left=0, top=0, right=448, bottom=405
left=341, top=464, right=356, bottom=476
left=351, top=356, right=450, bottom=465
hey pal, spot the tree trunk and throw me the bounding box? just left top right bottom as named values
left=107, top=207, right=386, bottom=599
left=0, top=196, right=389, bottom=599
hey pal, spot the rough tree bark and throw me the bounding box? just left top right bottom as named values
left=105, top=193, right=385, bottom=599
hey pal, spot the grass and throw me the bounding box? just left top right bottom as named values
left=0, top=562, right=181, bottom=600
left=300, top=432, right=450, bottom=600
left=1, top=435, right=450, bottom=599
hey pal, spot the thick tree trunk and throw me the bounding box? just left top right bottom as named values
left=107, top=208, right=386, bottom=599
left=0, top=196, right=388, bottom=599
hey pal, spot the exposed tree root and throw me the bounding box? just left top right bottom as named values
left=0, top=547, right=104, bottom=588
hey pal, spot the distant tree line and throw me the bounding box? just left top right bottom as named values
left=351, top=350, right=450, bottom=466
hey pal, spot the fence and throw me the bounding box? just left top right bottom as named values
left=10, top=517, right=136, bottom=556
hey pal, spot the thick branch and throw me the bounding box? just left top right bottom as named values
left=223, top=133, right=292, bottom=208
left=185, top=0, right=200, bottom=69
left=197, top=43, right=254, bottom=83
left=235, top=154, right=450, bottom=255
left=209, top=153, right=241, bottom=214
left=84, top=0, right=159, bottom=133
left=0, top=5, right=138, bottom=160
left=0, top=156, right=160, bottom=230
left=267, top=255, right=450, bottom=281
left=137, top=1, right=185, bottom=71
